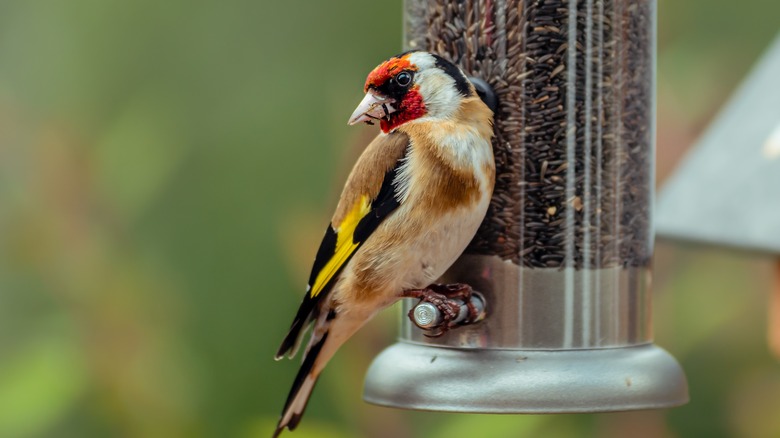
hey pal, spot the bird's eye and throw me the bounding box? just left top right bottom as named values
left=395, top=72, right=412, bottom=87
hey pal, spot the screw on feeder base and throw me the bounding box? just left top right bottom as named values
left=410, top=292, right=486, bottom=331
left=412, top=303, right=441, bottom=329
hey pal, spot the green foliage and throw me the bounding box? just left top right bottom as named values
left=0, top=326, right=85, bottom=438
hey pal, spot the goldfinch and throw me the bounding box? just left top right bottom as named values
left=273, top=51, right=495, bottom=436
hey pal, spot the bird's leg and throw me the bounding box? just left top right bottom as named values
left=401, top=283, right=480, bottom=336
left=426, top=283, right=480, bottom=324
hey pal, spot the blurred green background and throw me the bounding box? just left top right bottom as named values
left=1, top=1, right=778, bottom=437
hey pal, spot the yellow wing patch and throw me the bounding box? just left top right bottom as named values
left=310, top=195, right=371, bottom=298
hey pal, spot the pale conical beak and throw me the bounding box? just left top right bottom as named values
left=348, top=91, right=397, bottom=126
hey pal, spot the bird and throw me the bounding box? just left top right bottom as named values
left=273, top=50, right=495, bottom=437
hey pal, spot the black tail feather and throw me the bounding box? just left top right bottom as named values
left=273, top=331, right=329, bottom=437
left=275, top=317, right=306, bottom=359
left=275, top=298, right=320, bottom=359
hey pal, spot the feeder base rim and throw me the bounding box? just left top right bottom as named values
left=363, top=342, right=688, bottom=413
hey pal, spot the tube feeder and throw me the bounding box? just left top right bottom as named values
left=363, top=0, right=688, bottom=413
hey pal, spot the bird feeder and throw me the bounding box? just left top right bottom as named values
left=363, top=0, right=688, bottom=412
left=656, top=33, right=780, bottom=359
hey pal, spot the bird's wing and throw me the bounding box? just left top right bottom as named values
left=275, top=131, right=410, bottom=359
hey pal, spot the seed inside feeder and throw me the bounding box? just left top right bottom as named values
left=406, top=0, right=653, bottom=269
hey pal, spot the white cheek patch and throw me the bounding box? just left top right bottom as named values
left=415, top=70, right=461, bottom=120
left=406, top=51, right=465, bottom=120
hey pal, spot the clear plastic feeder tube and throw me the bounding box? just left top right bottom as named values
left=364, top=0, right=687, bottom=413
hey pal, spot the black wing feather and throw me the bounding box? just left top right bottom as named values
left=275, top=151, right=406, bottom=359
left=274, top=225, right=337, bottom=359
left=352, top=163, right=402, bottom=243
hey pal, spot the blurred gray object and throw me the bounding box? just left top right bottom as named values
left=657, top=33, right=780, bottom=254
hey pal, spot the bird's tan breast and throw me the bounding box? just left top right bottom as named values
left=334, top=107, right=494, bottom=307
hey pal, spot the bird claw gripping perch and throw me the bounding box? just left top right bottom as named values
left=402, top=283, right=487, bottom=337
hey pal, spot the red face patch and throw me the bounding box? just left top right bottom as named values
left=364, top=54, right=418, bottom=91
left=380, top=86, right=426, bottom=133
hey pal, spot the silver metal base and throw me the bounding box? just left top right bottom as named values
left=363, top=342, right=688, bottom=413
left=413, top=256, right=653, bottom=350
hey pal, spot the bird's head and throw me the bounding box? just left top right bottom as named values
left=348, top=51, right=476, bottom=133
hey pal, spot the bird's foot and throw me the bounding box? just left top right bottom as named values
left=401, top=283, right=482, bottom=337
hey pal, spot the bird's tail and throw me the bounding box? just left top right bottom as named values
left=274, top=311, right=371, bottom=437
left=273, top=330, right=328, bottom=438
